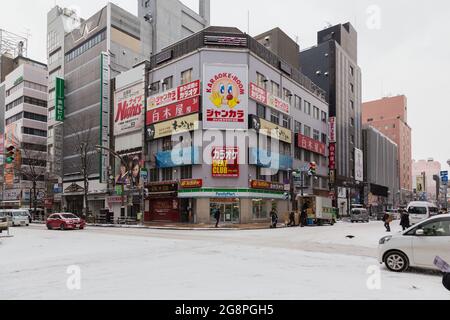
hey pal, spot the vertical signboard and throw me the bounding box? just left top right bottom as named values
left=55, top=77, right=65, bottom=122
left=355, top=148, right=364, bottom=182
left=114, top=82, right=145, bottom=136
left=203, top=64, right=248, bottom=130
left=99, top=52, right=110, bottom=184
left=329, top=117, right=336, bottom=143
left=416, top=176, right=425, bottom=193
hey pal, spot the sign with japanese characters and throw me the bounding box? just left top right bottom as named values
left=249, top=115, right=292, bottom=144
left=355, top=148, right=364, bottom=182
left=147, top=80, right=200, bottom=110
left=212, top=147, right=240, bottom=178
left=329, top=117, right=336, bottom=143
left=146, top=114, right=199, bottom=140
left=55, top=77, right=65, bottom=122
left=114, top=82, right=144, bottom=136
left=203, top=64, right=248, bottom=130
left=297, top=134, right=327, bottom=156
left=329, top=143, right=336, bottom=170
left=250, top=180, right=285, bottom=191
left=146, top=96, right=200, bottom=125
left=250, top=83, right=290, bottom=115
left=180, top=179, right=203, bottom=189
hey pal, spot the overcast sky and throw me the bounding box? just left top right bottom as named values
left=1, top=0, right=450, bottom=169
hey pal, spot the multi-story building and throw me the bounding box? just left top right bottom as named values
left=412, top=159, right=442, bottom=202
left=112, top=26, right=329, bottom=224
left=1, top=56, right=48, bottom=209
left=362, top=95, right=413, bottom=204
left=300, top=23, right=362, bottom=214
left=48, top=0, right=210, bottom=216
left=362, top=125, right=400, bottom=214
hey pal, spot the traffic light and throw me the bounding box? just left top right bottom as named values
left=309, top=162, right=317, bottom=176
left=5, top=145, right=15, bottom=164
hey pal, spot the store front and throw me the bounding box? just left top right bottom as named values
left=210, top=198, right=240, bottom=223
left=144, top=182, right=180, bottom=223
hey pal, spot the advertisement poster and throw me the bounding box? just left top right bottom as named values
left=147, top=96, right=200, bottom=125
left=4, top=123, right=21, bottom=187
left=146, top=114, right=199, bottom=140
left=203, top=64, right=248, bottom=130
left=355, top=148, right=364, bottom=182
left=147, top=80, right=200, bottom=110
left=250, top=83, right=290, bottom=115
left=249, top=115, right=292, bottom=144
left=297, top=134, right=326, bottom=156
left=114, top=82, right=144, bottom=136
left=115, top=153, right=144, bottom=188
left=212, top=147, right=239, bottom=178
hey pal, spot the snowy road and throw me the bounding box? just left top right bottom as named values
left=0, top=222, right=448, bottom=300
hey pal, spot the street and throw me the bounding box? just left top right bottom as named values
left=0, top=221, right=447, bottom=300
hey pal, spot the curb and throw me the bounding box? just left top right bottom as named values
left=86, top=224, right=273, bottom=231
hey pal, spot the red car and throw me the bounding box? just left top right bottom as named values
left=46, top=213, right=86, bottom=230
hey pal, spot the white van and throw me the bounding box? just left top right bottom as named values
left=0, top=209, right=30, bottom=227
left=407, top=201, right=439, bottom=225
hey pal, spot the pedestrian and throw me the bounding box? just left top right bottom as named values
left=214, top=207, right=221, bottom=228
left=400, top=209, right=410, bottom=231
left=443, top=273, right=450, bottom=291
left=287, top=211, right=296, bottom=227
left=382, top=212, right=392, bottom=232
left=300, top=203, right=308, bottom=227
left=270, top=209, right=278, bottom=228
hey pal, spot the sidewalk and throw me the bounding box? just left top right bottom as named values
left=87, top=222, right=275, bottom=231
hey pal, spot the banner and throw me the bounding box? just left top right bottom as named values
left=250, top=180, right=285, bottom=191
left=249, top=115, right=292, bottom=144
left=147, top=80, right=200, bottom=110
left=329, top=143, right=336, bottom=170
left=55, top=77, right=65, bottom=122
left=146, top=114, right=199, bottom=140
left=212, top=147, right=239, bottom=178
left=146, top=96, right=200, bottom=125
left=203, top=64, right=248, bottom=130
left=355, top=148, right=364, bottom=182
left=329, top=117, right=336, bottom=143
left=114, top=82, right=144, bottom=136
left=297, top=134, right=326, bottom=156
left=250, top=83, right=290, bottom=115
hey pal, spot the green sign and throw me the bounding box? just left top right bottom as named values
left=14, top=76, right=24, bottom=86
left=55, top=77, right=65, bottom=122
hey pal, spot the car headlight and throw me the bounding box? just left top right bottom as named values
left=379, top=236, right=392, bottom=245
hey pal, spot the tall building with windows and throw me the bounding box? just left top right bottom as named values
left=300, top=23, right=363, bottom=214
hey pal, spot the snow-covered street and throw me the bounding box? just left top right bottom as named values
left=0, top=221, right=448, bottom=300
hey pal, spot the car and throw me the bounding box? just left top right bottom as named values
left=350, top=208, right=370, bottom=223
left=0, top=212, right=9, bottom=233
left=407, top=201, right=439, bottom=225
left=378, top=214, right=450, bottom=272
left=46, top=213, right=86, bottom=231
left=0, top=210, right=30, bottom=227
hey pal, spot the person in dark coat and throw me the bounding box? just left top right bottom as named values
left=300, top=203, right=309, bottom=228
left=287, top=211, right=296, bottom=227
left=214, top=207, right=221, bottom=228
left=383, top=212, right=392, bottom=232
left=400, top=209, right=410, bottom=231
left=270, top=209, right=278, bottom=228
left=443, top=273, right=450, bottom=291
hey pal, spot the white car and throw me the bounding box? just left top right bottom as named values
left=378, top=214, right=450, bottom=272
left=0, top=210, right=30, bottom=227
left=407, top=201, right=439, bottom=225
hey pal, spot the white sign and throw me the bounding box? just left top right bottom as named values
left=203, top=64, right=248, bottom=130
left=355, top=148, right=364, bottom=182
left=329, top=117, right=336, bottom=143
left=114, top=82, right=144, bottom=136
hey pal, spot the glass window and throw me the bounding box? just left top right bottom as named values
left=271, top=172, right=279, bottom=183
left=252, top=200, right=269, bottom=220
left=181, top=69, right=193, bottom=85
left=257, top=104, right=266, bottom=119
left=313, top=106, right=320, bottom=119
left=150, top=81, right=160, bottom=95
left=162, top=168, right=173, bottom=181
left=149, top=168, right=159, bottom=182
left=321, top=133, right=327, bottom=144
left=294, top=95, right=302, bottom=110
left=313, top=130, right=320, bottom=141
left=162, top=137, right=173, bottom=151
left=408, top=207, right=427, bottom=215
left=304, top=125, right=311, bottom=137
left=283, top=88, right=292, bottom=104
left=294, top=121, right=301, bottom=134
left=271, top=110, right=280, bottom=125
left=282, top=115, right=290, bottom=129
left=162, top=76, right=173, bottom=91
left=304, top=101, right=311, bottom=115
left=180, top=166, right=192, bottom=179
left=256, top=72, right=267, bottom=89
left=321, top=111, right=327, bottom=123
left=295, top=148, right=302, bottom=160
left=256, top=167, right=265, bottom=181
left=304, top=150, right=311, bottom=162
left=419, top=220, right=450, bottom=237
left=271, top=81, right=280, bottom=97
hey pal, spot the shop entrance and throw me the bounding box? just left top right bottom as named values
left=210, top=199, right=240, bottom=224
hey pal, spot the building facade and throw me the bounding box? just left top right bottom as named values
left=300, top=23, right=363, bottom=214
left=113, top=26, right=329, bottom=224
left=362, top=95, right=413, bottom=204
left=412, top=159, right=442, bottom=202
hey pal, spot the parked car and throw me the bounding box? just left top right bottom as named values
left=0, top=212, right=9, bottom=233
left=46, top=213, right=86, bottom=231
left=0, top=210, right=30, bottom=227
left=378, top=214, right=450, bottom=272
left=350, top=208, right=369, bottom=223
left=407, top=201, right=439, bottom=225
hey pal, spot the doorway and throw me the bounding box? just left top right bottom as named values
left=210, top=199, right=240, bottom=224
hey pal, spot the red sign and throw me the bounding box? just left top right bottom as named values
left=146, top=97, right=200, bottom=125
left=250, top=180, right=285, bottom=191
left=297, top=134, right=327, bottom=156
left=329, top=143, right=336, bottom=170
left=180, top=179, right=203, bottom=189
left=249, top=82, right=290, bottom=114
left=148, top=80, right=200, bottom=110
left=250, top=83, right=268, bottom=105
left=212, top=147, right=239, bottom=178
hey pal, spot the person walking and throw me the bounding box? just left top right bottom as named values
left=444, top=273, right=450, bottom=291
left=214, top=207, right=221, bottom=228
left=300, top=203, right=308, bottom=227
left=400, top=209, right=410, bottom=231
left=287, top=211, right=296, bottom=227
left=382, top=212, right=392, bottom=232
left=270, top=208, right=278, bottom=228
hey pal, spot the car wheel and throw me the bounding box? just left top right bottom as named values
left=47, top=224, right=52, bottom=230
left=384, top=251, right=409, bottom=272
left=59, top=224, right=65, bottom=231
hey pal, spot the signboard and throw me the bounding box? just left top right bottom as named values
left=146, top=114, right=199, bottom=140
left=204, top=35, right=248, bottom=47
left=249, top=115, right=292, bottom=144
left=416, top=176, right=425, bottom=193
left=55, top=77, right=65, bottom=122
left=146, top=96, right=200, bottom=125
left=147, top=80, right=200, bottom=110
left=3, top=189, right=21, bottom=201
left=99, top=52, right=110, bottom=184
left=329, top=143, right=336, bottom=170
left=329, top=117, right=336, bottom=143
left=212, top=147, right=239, bottom=178
left=203, top=64, right=248, bottom=130
left=180, top=179, right=203, bottom=189
left=250, top=83, right=290, bottom=115
left=115, top=153, right=144, bottom=188
left=441, top=171, right=449, bottom=185
left=355, top=148, right=364, bottom=182
left=147, top=182, right=178, bottom=194
left=297, top=134, right=326, bottom=156
left=329, top=169, right=336, bottom=184
left=250, top=180, right=285, bottom=192
left=114, top=82, right=144, bottom=136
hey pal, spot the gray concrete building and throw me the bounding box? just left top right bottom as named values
left=362, top=125, right=400, bottom=213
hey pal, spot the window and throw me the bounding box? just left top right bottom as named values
left=304, top=150, right=311, bottom=162
left=24, top=112, right=47, bottom=122
left=181, top=68, right=193, bottom=84
left=256, top=167, right=265, bottom=181
left=367, top=118, right=373, bottom=122
left=416, top=220, right=450, bottom=237
left=350, top=100, right=354, bottom=110
left=149, top=168, right=159, bottom=182
left=22, top=127, right=47, bottom=137
left=6, top=82, right=24, bottom=96
left=304, top=101, right=311, bottom=115
left=65, top=30, right=106, bottom=63
left=256, top=72, right=267, bottom=89
left=162, top=76, right=173, bottom=91
left=313, top=106, right=320, bottom=119
left=294, top=95, right=302, bottom=110
left=48, top=49, right=62, bottom=66
left=321, top=111, right=327, bottom=123
left=257, top=104, right=266, bottom=119
left=313, top=153, right=320, bottom=166
left=5, top=113, right=23, bottom=125
left=282, top=115, right=290, bottom=129
left=313, top=130, right=320, bottom=141
left=283, top=88, right=292, bottom=104
left=294, top=121, right=302, bottom=134
left=162, top=137, right=173, bottom=151
left=22, top=159, right=46, bottom=167
left=47, top=30, right=59, bottom=53
left=350, top=83, right=354, bottom=93
left=271, top=81, right=280, bottom=97
left=150, top=81, right=160, bottom=95
left=304, top=125, right=311, bottom=137
left=321, top=133, right=327, bottom=144
left=180, top=166, right=192, bottom=179
left=350, top=117, right=355, bottom=126
left=280, top=142, right=291, bottom=155
left=252, top=200, right=268, bottom=220
left=295, top=148, right=302, bottom=160
left=271, top=172, right=279, bottom=183
left=23, top=143, right=47, bottom=152
left=350, top=66, right=354, bottom=76
left=271, top=110, right=280, bottom=125
left=162, top=168, right=173, bottom=181
left=48, top=128, right=54, bottom=138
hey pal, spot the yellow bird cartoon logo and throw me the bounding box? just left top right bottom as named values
left=209, top=79, right=241, bottom=109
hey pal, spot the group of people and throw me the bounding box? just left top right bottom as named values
left=382, top=208, right=411, bottom=232
left=271, top=203, right=310, bottom=229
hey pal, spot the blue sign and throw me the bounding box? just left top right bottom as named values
left=441, top=171, right=448, bottom=184
left=249, top=148, right=293, bottom=171
left=156, top=147, right=201, bottom=168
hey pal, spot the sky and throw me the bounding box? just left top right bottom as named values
left=1, top=0, right=450, bottom=170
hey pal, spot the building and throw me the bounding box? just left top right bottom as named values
left=48, top=0, right=210, bottom=216
left=113, top=26, right=329, bottom=224
left=362, top=125, right=399, bottom=214
left=362, top=95, right=413, bottom=204
left=300, top=23, right=363, bottom=214
left=1, top=56, right=48, bottom=209
left=412, top=159, right=442, bottom=202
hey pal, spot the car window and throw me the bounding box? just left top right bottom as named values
left=408, top=206, right=427, bottom=215
left=62, top=214, right=78, bottom=219
left=52, top=215, right=61, bottom=219
left=429, top=207, right=439, bottom=214
left=419, top=219, right=450, bottom=237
